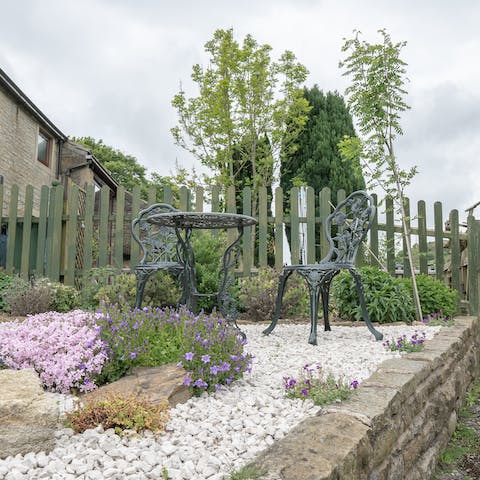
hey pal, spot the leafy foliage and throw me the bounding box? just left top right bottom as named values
left=171, top=28, right=310, bottom=216
left=65, top=393, right=170, bottom=435
left=332, top=267, right=458, bottom=323
left=50, top=283, right=81, bottom=312
left=79, top=267, right=180, bottom=311
left=238, top=267, right=308, bottom=321
left=281, top=86, right=365, bottom=199
left=400, top=274, right=457, bottom=318
left=3, top=276, right=54, bottom=316
left=191, top=231, right=227, bottom=312
left=71, top=137, right=179, bottom=201
left=339, top=29, right=423, bottom=321
left=332, top=266, right=415, bottom=323
left=0, top=271, right=13, bottom=311
left=97, top=305, right=252, bottom=394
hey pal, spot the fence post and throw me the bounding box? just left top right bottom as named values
left=5, top=184, right=18, bottom=274
left=113, top=185, right=125, bottom=270
left=258, top=186, right=268, bottom=268
left=418, top=200, right=428, bottom=274
left=64, top=182, right=79, bottom=286
left=385, top=196, right=395, bottom=275
left=467, top=216, right=479, bottom=316
left=274, top=187, right=283, bottom=271
left=402, top=197, right=411, bottom=277
left=242, top=187, right=252, bottom=275
left=370, top=193, right=379, bottom=267
left=20, top=185, right=34, bottom=280
left=434, top=201, right=444, bottom=282
left=450, top=210, right=461, bottom=307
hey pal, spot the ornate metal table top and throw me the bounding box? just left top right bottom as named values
left=147, top=211, right=257, bottom=229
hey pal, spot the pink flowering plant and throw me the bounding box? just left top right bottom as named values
left=283, top=364, right=357, bottom=406
left=0, top=310, right=107, bottom=393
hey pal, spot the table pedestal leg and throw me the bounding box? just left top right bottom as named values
left=175, top=227, right=198, bottom=312
left=218, top=227, right=245, bottom=337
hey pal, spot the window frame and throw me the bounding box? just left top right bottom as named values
left=37, top=130, right=51, bottom=167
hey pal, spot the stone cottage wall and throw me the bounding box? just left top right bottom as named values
left=0, top=88, right=58, bottom=216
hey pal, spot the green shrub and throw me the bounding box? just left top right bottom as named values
left=3, top=276, right=55, bottom=316
left=400, top=274, right=457, bottom=318
left=332, top=266, right=415, bottom=323
left=51, top=283, right=80, bottom=312
left=238, top=267, right=309, bottom=322
left=95, top=270, right=181, bottom=310
left=0, top=272, right=13, bottom=311
left=191, top=231, right=227, bottom=312
left=79, top=267, right=119, bottom=310
left=80, top=262, right=190, bottom=312
left=65, top=393, right=170, bottom=435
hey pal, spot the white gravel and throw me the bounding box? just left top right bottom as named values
left=0, top=323, right=441, bottom=480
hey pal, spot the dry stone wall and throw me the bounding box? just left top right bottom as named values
left=249, top=316, right=480, bottom=480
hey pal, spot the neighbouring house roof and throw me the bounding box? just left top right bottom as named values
left=64, top=141, right=118, bottom=191
left=0, top=67, right=67, bottom=141
left=465, top=200, right=480, bottom=216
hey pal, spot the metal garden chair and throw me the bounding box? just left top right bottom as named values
left=263, top=190, right=384, bottom=345
left=131, top=203, right=186, bottom=309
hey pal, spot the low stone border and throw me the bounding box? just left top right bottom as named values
left=247, top=316, right=480, bottom=480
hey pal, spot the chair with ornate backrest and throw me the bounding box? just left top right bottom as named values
left=131, top=203, right=186, bottom=309
left=263, top=190, right=383, bottom=345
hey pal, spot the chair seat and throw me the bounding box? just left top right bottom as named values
left=133, top=261, right=183, bottom=271
left=284, top=262, right=355, bottom=272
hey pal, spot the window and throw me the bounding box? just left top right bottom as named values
left=37, top=131, right=51, bottom=166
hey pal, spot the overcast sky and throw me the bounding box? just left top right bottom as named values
left=1, top=0, right=480, bottom=225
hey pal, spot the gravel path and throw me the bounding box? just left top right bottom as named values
left=0, top=323, right=441, bottom=480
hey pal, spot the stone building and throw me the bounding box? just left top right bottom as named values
left=0, top=66, right=117, bottom=216
left=0, top=66, right=66, bottom=215
left=0, top=66, right=118, bottom=269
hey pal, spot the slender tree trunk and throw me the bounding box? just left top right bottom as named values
left=390, top=155, right=423, bottom=322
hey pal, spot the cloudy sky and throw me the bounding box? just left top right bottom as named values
left=1, top=0, right=480, bottom=225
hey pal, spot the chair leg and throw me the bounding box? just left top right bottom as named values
left=307, top=281, right=322, bottom=345
left=263, top=270, right=293, bottom=336
left=134, top=270, right=153, bottom=309
left=320, top=282, right=332, bottom=332
left=349, top=269, right=383, bottom=341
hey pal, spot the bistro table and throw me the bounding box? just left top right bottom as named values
left=147, top=211, right=257, bottom=334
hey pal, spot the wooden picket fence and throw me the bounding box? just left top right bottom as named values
left=1, top=181, right=479, bottom=315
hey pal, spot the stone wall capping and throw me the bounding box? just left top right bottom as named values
left=248, top=316, right=480, bottom=480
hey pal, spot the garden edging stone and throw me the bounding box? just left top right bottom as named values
left=247, top=316, right=480, bottom=480
left=82, top=364, right=191, bottom=407
left=0, top=369, right=61, bottom=459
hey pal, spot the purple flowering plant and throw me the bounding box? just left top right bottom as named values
left=95, top=302, right=185, bottom=383
left=0, top=310, right=107, bottom=393
left=283, top=363, right=356, bottom=406
left=0, top=302, right=252, bottom=396
left=97, top=304, right=252, bottom=394
left=383, top=330, right=427, bottom=353
left=177, top=309, right=253, bottom=395
left=421, top=312, right=454, bottom=327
